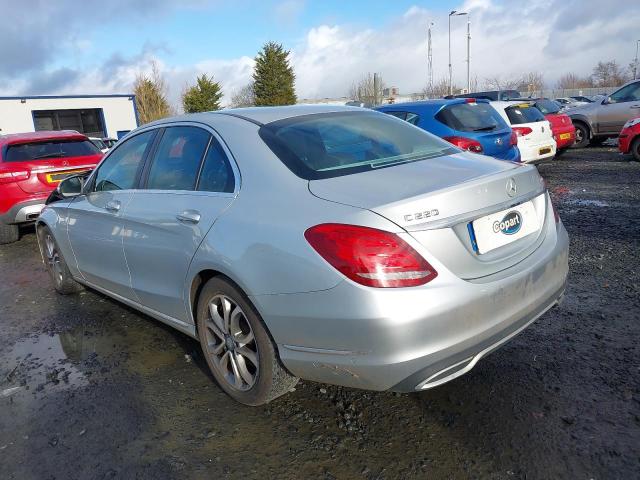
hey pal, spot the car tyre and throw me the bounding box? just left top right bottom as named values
left=196, top=277, right=298, bottom=406
left=0, top=223, right=19, bottom=245
left=589, top=136, right=607, bottom=146
left=572, top=123, right=590, bottom=148
left=37, top=225, right=84, bottom=295
left=632, top=137, right=640, bottom=162
left=555, top=148, right=568, bottom=157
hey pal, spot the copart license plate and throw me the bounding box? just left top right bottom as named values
left=471, top=200, right=540, bottom=254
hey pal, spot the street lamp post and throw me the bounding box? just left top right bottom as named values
left=466, top=16, right=471, bottom=93
left=448, top=10, right=468, bottom=96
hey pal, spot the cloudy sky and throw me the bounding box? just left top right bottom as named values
left=0, top=0, right=638, bottom=108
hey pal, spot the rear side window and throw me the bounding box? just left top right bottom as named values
left=4, top=139, right=100, bottom=162
left=197, top=138, right=235, bottom=193
left=505, top=105, right=545, bottom=124
left=94, top=130, right=155, bottom=191
left=383, top=111, right=420, bottom=126
left=259, top=111, right=455, bottom=180
left=146, top=127, right=210, bottom=191
left=436, top=103, right=505, bottom=132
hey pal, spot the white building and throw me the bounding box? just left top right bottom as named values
left=0, top=94, right=139, bottom=139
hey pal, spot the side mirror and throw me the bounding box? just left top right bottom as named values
left=46, top=174, right=88, bottom=205
left=58, top=174, right=86, bottom=197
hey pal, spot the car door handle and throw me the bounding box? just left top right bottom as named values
left=631, top=105, right=640, bottom=109
left=176, top=210, right=201, bottom=224
left=105, top=200, right=121, bottom=213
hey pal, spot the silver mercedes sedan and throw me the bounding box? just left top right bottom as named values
left=37, top=105, right=569, bottom=406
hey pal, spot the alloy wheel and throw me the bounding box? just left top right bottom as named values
left=44, top=234, right=64, bottom=286
left=204, top=294, right=259, bottom=391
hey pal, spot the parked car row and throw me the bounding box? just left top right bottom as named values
left=372, top=79, right=640, bottom=164
left=376, top=97, right=569, bottom=164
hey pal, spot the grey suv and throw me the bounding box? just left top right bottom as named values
left=568, top=80, right=640, bottom=147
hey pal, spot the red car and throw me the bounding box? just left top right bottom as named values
left=527, top=98, right=576, bottom=154
left=618, top=117, right=640, bottom=161
left=0, top=131, right=102, bottom=244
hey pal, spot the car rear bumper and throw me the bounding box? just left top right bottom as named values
left=553, top=126, right=576, bottom=150
left=0, top=198, right=47, bottom=225
left=253, top=219, right=569, bottom=392
left=519, top=140, right=557, bottom=163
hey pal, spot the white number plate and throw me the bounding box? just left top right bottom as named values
left=472, top=200, right=540, bottom=254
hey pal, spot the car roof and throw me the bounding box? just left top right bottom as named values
left=376, top=98, right=490, bottom=110
left=0, top=130, right=88, bottom=147
left=147, top=104, right=369, bottom=128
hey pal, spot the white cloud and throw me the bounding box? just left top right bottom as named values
left=5, top=0, right=638, bottom=107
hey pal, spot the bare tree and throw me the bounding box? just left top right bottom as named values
left=591, top=60, right=630, bottom=87
left=483, top=75, right=522, bottom=91
left=348, top=73, right=385, bottom=106
left=134, top=61, right=173, bottom=124
left=419, top=76, right=458, bottom=99
left=229, top=83, right=255, bottom=108
left=518, top=72, right=545, bottom=95
left=556, top=73, right=593, bottom=89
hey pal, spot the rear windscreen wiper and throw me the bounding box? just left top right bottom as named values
left=473, top=125, right=498, bottom=132
left=33, top=153, right=64, bottom=159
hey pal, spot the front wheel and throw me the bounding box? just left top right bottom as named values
left=632, top=138, right=640, bottom=162
left=572, top=123, right=590, bottom=148
left=196, top=277, right=298, bottom=406
left=37, top=226, right=84, bottom=294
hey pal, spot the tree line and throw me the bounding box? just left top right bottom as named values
left=134, top=41, right=297, bottom=124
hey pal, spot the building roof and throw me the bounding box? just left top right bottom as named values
left=0, top=94, right=134, bottom=101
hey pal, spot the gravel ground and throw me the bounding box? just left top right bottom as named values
left=0, top=147, right=638, bottom=480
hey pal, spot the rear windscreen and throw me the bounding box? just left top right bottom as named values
left=533, top=99, right=561, bottom=115
left=4, top=139, right=100, bottom=162
left=259, top=111, right=456, bottom=180
left=436, top=103, right=506, bottom=132
left=505, top=105, right=545, bottom=124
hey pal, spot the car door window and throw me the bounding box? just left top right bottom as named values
left=197, top=137, right=235, bottom=193
left=93, top=130, right=155, bottom=191
left=146, top=126, right=210, bottom=191
left=609, top=82, right=640, bottom=103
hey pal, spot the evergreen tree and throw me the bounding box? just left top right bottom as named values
left=182, top=74, right=223, bottom=113
left=253, top=42, right=297, bottom=106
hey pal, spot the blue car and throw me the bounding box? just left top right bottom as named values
left=376, top=98, right=521, bottom=162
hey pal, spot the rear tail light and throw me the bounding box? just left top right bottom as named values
left=509, top=131, right=518, bottom=146
left=304, top=223, right=438, bottom=288
left=443, top=136, right=484, bottom=153
left=512, top=127, right=533, bottom=137
left=0, top=170, right=30, bottom=184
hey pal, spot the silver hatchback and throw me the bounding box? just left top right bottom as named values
left=37, top=106, right=569, bottom=405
